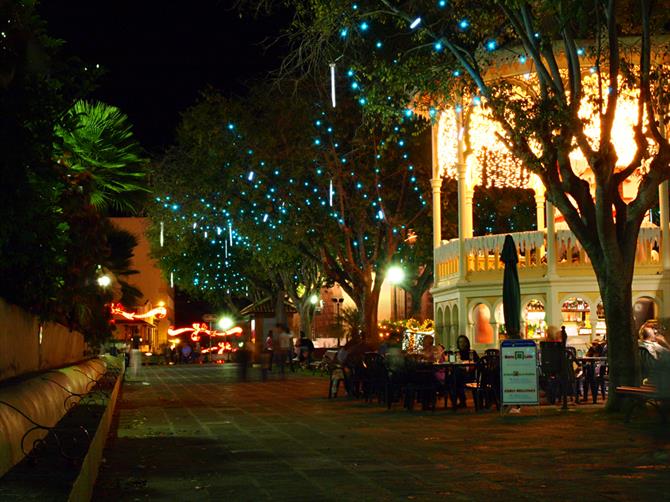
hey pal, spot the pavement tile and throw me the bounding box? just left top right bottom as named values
left=93, top=364, right=670, bottom=501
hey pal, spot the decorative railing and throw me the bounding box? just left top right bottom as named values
left=464, top=230, right=545, bottom=272
left=435, top=239, right=460, bottom=278
left=435, top=225, right=662, bottom=284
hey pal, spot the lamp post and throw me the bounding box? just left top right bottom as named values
left=387, top=265, right=405, bottom=321
left=218, top=315, right=234, bottom=361
left=332, top=297, right=344, bottom=345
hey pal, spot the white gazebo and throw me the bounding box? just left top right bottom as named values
left=429, top=44, right=670, bottom=352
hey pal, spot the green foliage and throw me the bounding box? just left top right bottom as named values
left=53, top=100, right=149, bottom=212
left=148, top=81, right=431, bottom=334
left=0, top=3, right=146, bottom=344
left=0, top=0, right=93, bottom=315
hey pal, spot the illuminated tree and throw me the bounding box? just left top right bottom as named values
left=149, top=84, right=431, bottom=337
left=264, top=0, right=670, bottom=407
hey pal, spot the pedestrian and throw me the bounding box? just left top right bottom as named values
left=237, top=336, right=252, bottom=381
left=274, top=324, right=292, bottom=378
left=298, top=331, right=315, bottom=366
left=260, top=330, right=273, bottom=380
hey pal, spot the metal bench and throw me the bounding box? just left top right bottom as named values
left=615, top=385, right=669, bottom=422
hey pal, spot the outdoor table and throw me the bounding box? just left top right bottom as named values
left=433, top=361, right=478, bottom=409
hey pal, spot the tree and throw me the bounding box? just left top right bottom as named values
left=148, top=83, right=431, bottom=338
left=53, top=100, right=149, bottom=212
left=50, top=100, right=148, bottom=338
left=0, top=0, right=92, bottom=315
left=267, top=0, right=670, bottom=407
left=146, top=90, right=329, bottom=324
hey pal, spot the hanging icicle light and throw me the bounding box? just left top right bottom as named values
left=409, top=17, right=422, bottom=29
left=159, top=221, right=164, bottom=248
left=330, top=63, right=337, bottom=108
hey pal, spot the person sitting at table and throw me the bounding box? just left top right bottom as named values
left=452, top=335, right=479, bottom=408
left=420, top=335, right=441, bottom=362
left=639, top=325, right=669, bottom=360
left=456, top=335, right=479, bottom=362
left=436, top=344, right=447, bottom=363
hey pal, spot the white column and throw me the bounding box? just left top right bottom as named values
left=535, top=191, right=546, bottom=231
left=457, top=165, right=468, bottom=280
left=544, top=288, right=560, bottom=329
left=432, top=179, right=442, bottom=249
left=456, top=110, right=470, bottom=280
left=660, top=181, right=670, bottom=271
left=546, top=200, right=557, bottom=278
left=431, top=123, right=443, bottom=287
left=465, top=187, right=474, bottom=239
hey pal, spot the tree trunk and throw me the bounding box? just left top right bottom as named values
left=406, top=288, right=425, bottom=321
left=274, top=290, right=287, bottom=326
left=362, top=287, right=381, bottom=342
left=298, top=301, right=313, bottom=338
left=597, top=268, right=640, bottom=411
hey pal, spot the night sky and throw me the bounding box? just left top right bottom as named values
left=39, top=1, right=289, bottom=152
left=39, top=1, right=290, bottom=321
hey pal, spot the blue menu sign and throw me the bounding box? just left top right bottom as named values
left=500, top=339, right=539, bottom=405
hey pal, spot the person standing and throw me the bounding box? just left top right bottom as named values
left=275, top=324, right=292, bottom=378
left=263, top=330, right=274, bottom=373
left=298, top=331, right=315, bottom=366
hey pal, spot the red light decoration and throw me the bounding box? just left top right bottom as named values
left=167, top=323, right=243, bottom=340
left=111, top=303, right=167, bottom=321
left=201, top=341, right=237, bottom=354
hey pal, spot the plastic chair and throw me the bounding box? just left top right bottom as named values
left=467, top=355, right=500, bottom=411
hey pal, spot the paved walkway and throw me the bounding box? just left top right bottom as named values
left=93, top=364, right=670, bottom=501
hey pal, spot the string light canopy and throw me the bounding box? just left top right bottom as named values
left=436, top=71, right=646, bottom=190
left=151, top=80, right=429, bottom=298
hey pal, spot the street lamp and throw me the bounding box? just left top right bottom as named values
left=97, top=274, right=111, bottom=288
left=387, top=265, right=405, bottom=321
left=218, top=316, right=234, bottom=330
left=218, top=315, right=235, bottom=362
left=331, top=297, right=344, bottom=345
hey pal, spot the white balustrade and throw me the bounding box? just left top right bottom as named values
left=434, top=225, right=662, bottom=284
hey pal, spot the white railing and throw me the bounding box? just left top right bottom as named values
left=434, top=224, right=662, bottom=284
left=465, top=231, right=545, bottom=272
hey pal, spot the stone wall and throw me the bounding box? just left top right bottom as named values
left=0, top=358, right=106, bottom=478
left=0, top=298, right=86, bottom=382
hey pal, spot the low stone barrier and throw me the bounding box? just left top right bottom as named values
left=0, top=358, right=107, bottom=478
left=0, top=356, right=124, bottom=501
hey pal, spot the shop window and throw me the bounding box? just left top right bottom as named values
left=524, top=299, right=546, bottom=339
left=561, top=297, right=591, bottom=337
left=472, top=303, right=494, bottom=344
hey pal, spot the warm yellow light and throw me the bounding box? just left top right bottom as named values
left=218, top=316, right=234, bottom=330
left=387, top=265, right=405, bottom=284
left=437, top=70, right=645, bottom=194
left=97, top=275, right=111, bottom=287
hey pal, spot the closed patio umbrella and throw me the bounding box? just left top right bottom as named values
left=501, top=234, right=521, bottom=339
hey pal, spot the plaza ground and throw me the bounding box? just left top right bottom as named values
left=93, top=364, right=670, bottom=501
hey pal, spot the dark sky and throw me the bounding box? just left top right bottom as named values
left=38, top=1, right=289, bottom=322
left=39, top=1, right=289, bottom=152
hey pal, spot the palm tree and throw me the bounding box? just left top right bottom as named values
left=104, top=222, right=143, bottom=307
left=53, top=100, right=149, bottom=213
